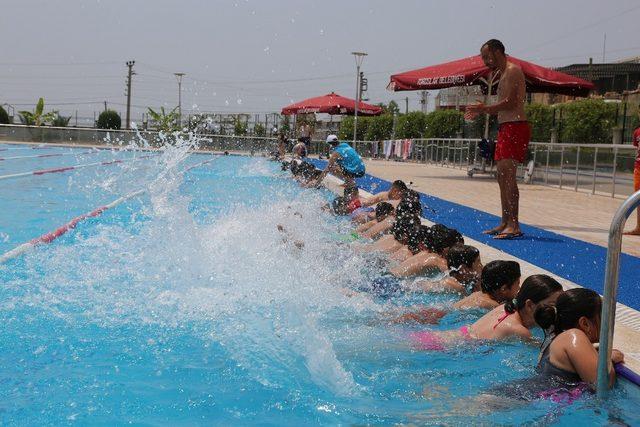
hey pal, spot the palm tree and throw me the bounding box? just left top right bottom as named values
left=19, top=98, right=57, bottom=126
left=147, top=106, right=179, bottom=132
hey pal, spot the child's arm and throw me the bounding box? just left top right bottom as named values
left=356, top=219, right=376, bottom=233
left=414, top=276, right=466, bottom=294
left=390, top=254, right=447, bottom=278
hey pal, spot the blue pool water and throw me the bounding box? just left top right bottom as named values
left=1, top=142, right=639, bottom=425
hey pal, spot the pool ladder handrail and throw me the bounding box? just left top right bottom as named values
left=597, top=189, right=640, bottom=398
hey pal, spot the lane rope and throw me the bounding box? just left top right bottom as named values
left=0, top=154, right=156, bottom=181
left=0, top=150, right=95, bottom=161
left=0, top=156, right=218, bottom=264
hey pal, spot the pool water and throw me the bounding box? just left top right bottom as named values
left=1, top=141, right=639, bottom=425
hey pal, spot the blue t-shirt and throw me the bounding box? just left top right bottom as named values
left=332, top=142, right=365, bottom=175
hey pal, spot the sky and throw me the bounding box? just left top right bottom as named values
left=1, top=0, right=639, bottom=124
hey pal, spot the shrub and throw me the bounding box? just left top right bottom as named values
left=97, top=110, right=122, bottom=130
left=254, top=122, right=266, bottom=137
left=396, top=111, right=426, bottom=138
left=0, top=105, right=9, bottom=124
left=233, top=117, right=247, bottom=135
left=525, top=103, right=554, bottom=142
left=423, top=109, right=463, bottom=138
left=558, top=99, right=617, bottom=144
left=51, top=114, right=71, bottom=127
left=365, top=114, right=394, bottom=140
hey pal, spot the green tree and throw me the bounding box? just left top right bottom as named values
left=18, top=98, right=57, bottom=126
left=147, top=106, right=179, bottom=132
left=51, top=113, right=72, bottom=127
left=338, top=116, right=354, bottom=139
left=558, top=99, right=617, bottom=144
left=254, top=122, right=266, bottom=136
left=233, top=116, right=248, bottom=135
left=396, top=111, right=427, bottom=138
left=96, top=110, right=122, bottom=130
left=365, top=114, right=394, bottom=140
left=0, top=105, right=10, bottom=124
left=338, top=115, right=369, bottom=140
left=280, top=115, right=291, bottom=134
left=387, top=100, right=400, bottom=115
left=423, top=109, right=463, bottom=138
left=525, top=103, right=554, bottom=142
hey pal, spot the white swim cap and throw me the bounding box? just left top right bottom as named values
left=326, top=134, right=339, bottom=144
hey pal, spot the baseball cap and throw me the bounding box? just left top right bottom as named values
left=326, top=134, right=339, bottom=144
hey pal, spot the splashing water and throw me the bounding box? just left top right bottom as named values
left=2, top=136, right=640, bottom=425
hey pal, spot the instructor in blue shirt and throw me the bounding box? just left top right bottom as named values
left=313, top=134, right=366, bottom=187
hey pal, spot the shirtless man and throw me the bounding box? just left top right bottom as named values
left=466, top=39, right=531, bottom=240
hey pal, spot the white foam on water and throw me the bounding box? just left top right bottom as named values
left=2, top=137, right=386, bottom=397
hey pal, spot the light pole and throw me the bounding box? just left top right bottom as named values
left=351, top=51, right=367, bottom=143
left=174, top=72, right=185, bottom=127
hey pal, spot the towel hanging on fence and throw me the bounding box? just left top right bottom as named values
left=394, top=140, right=403, bottom=158
left=402, top=139, right=413, bottom=160
left=384, top=140, right=393, bottom=159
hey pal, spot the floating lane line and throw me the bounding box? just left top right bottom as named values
left=0, top=156, right=218, bottom=264
left=0, top=151, right=95, bottom=161
left=0, top=154, right=156, bottom=181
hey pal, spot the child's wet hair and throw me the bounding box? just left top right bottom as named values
left=344, top=186, right=359, bottom=199
left=535, top=288, right=601, bottom=333
left=331, top=197, right=349, bottom=215
left=446, top=245, right=480, bottom=269
left=375, top=202, right=394, bottom=222
left=504, top=274, right=563, bottom=314
left=480, top=260, right=521, bottom=295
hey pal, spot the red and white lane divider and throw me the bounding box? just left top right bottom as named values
left=0, top=150, right=95, bottom=161
left=0, top=154, right=155, bottom=181
left=0, top=146, right=53, bottom=151
left=0, top=156, right=218, bottom=264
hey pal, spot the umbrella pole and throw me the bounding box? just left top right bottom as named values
left=353, top=63, right=361, bottom=143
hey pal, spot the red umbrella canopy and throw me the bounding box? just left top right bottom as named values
left=281, top=92, right=383, bottom=116
left=388, top=55, right=595, bottom=97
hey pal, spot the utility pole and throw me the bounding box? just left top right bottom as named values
left=351, top=51, right=367, bottom=143
left=174, top=72, right=185, bottom=127
left=104, top=101, right=107, bottom=112
left=602, top=33, right=606, bottom=63
left=405, top=97, right=409, bottom=114
left=420, top=91, right=429, bottom=113
left=125, top=60, right=135, bottom=130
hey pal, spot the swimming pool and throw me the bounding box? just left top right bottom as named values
left=1, top=141, right=639, bottom=425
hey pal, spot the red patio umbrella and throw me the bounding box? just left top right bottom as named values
left=281, top=92, right=383, bottom=116
left=387, top=55, right=595, bottom=97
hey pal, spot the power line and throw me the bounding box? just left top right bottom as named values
left=516, top=4, right=640, bottom=55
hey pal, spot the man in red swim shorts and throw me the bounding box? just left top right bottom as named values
left=466, top=39, right=530, bottom=240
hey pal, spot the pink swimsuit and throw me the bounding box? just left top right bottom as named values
left=411, top=310, right=513, bottom=351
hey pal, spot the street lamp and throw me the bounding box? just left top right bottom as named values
left=351, top=51, right=367, bottom=143
left=174, top=72, right=185, bottom=127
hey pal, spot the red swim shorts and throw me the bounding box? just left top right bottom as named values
left=495, top=121, right=531, bottom=163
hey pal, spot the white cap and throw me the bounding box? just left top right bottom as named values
left=326, top=134, right=339, bottom=144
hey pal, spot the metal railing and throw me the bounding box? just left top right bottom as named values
left=314, top=137, right=637, bottom=199
left=1, top=125, right=637, bottom=198
left=597, top=189, right=640, bottom=398
left=0, top=124, right=279, bottom=153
